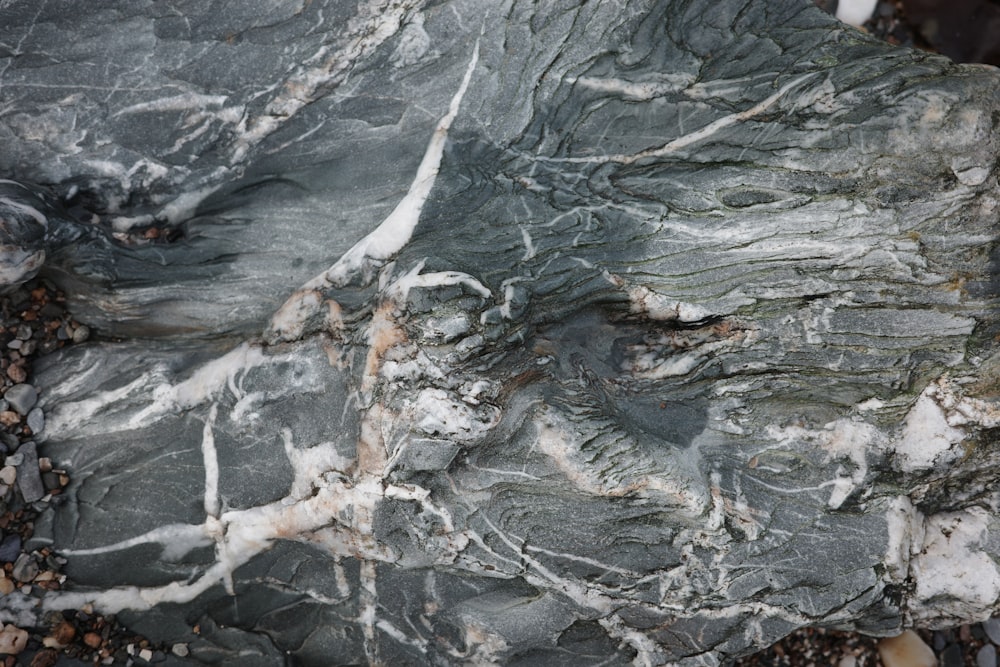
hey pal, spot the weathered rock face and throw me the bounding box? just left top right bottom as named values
left=2, top=0, right=1000, bottom=664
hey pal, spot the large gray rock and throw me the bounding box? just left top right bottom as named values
left=2, top=0, right=1000, bottom=664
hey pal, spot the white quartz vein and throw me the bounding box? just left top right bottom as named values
left=229, top=0, right=426, bottom=164
left=535, top=73, right=815, bottom=165
left=265, top=39, right=481, bottom=342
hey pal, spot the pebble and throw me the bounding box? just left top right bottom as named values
left=5, top=383, right=37, bottom=415
left=986, top=619, right=1000, bottom=646
left=0, top=466, right=15, bottom=485
left=171, top=644, right=190, bottom=657
left=979, top=644, right=998, bottom=667
left=878, top=630, right=936, bottom=667
left=71, top=324, right=90, bottom=343
left=26, top=407, right=43, bottom=434
left=943, top=643, right=964, bottom=667
left=11, top=552, right=38, bottom=582
left=0, top=533, right=21, bottom=562
left=0, top=576, right=13, bottom=595
left=0, top=624, right=28, bottom=654
left=0, top=410, right=20, bottom=426
left=5, top=363, right=25, bottom=384
left=14, top=441, right=44, bottom=502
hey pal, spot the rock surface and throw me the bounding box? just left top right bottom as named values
left=2, top=0, right=1000, bottom=664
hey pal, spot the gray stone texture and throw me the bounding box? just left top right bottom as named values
left=1, top=0, right=1000, bottom=664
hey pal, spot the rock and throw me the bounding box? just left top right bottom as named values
left=942, top=643, right=964, bottom=667
left=0, top=533, right=21, bottom=562
left=83, top=632, right=102, bottom=649
left=0, top=576, right=14, bottom=595
left=878, top=631, right=936, bottom=667
left=986, top=619, right=1000, bottom=646
left=5, top=364, right=26, bottom=384
left=5, top=383, right=37, bottom=415
left=14, top=441, right=44, bottom=503
left=0, top=624, right=28, bottom=655
left=26, top=407, right=43, bottom=434
left=979, top=645, right=998, bottom=667
left=71, top=324, right=89, bottom=343
left=11, top=553, right=38, bottom=583
left=171, top=644, right=189, bottom=657
left=9, top=0, right=1000, bottom=664
left=0, top=466, right=15, bottom=486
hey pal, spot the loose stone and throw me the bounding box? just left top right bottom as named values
left=986, top=618, right=1000, bottom=646
left=6, top=364, right=26, bottom=383
left=0, top=576, right=13, bottom=595
left=171, top=644, right=190, bottom=657
left=878, top=630, right=936, bottom=667
left=41, top=471, right=61, bottom=491
left=26, top=407, right=43, bottom=434
left=0, top=410, right=20, bottom=426
left=0, top=466, right=15, bottom=486
left=11, top=553, right=38, bottom=582
left=0, top=533, right=21, bottom=562
left=5, top=383, right=37, bottom=415
left=0, top=624, right=28, bottom=654
left=942, top=643, right=964, bottom=667
left=978, top=644, right=998, bottom=667
left=71, top=324, right=90, bottom=343
left=15, top=441, right=44, bottom=503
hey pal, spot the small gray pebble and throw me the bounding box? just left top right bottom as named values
left=4, top=452, right=23, bottom=467
left=4, top=383, right=36, bottom=415
left=71, top=324, right=90, bottom=343
left=986, top=619, right=1000, bottom=646
left=11, top=552, right=37, bottom=582
left=56, top=326, right=70, bottom=341
left=41, top=471, right=60, bottom=491
left=171, top=644, right=190, bottom=658
left=26, top=407, right=43, bottom=434
left=978, top=644, right=998, bottom=667
left=18, top=339, right=35, bottom=356
left=943, top=643, right=964, bottom=667
left=5, top=339, right=21, bottom=350
left=0, top=533, right=21, bottom=562
left=0, top=433, right=17, bottom=451
left=14, top=441, right=44, bottom=503
left=934, top=630, right=948, bottom=652
left=14, top=324, right=31, bottom=341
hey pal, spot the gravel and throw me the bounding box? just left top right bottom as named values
left=5, top=383, right=37, bottom=415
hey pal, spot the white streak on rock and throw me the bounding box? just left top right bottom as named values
left=328, top=39, right=480, bottom=285
left=112, top=93, right=230, bottom=117
left=265, top=39, right=482, bottom=342
left=541, top=73, right=815, bottom=164
left=894, top=380, right=968, bottom=472
left=910, top=508, right=1000, bottom=622
left=60, top=523, right=212, bottom=561
left=201, top=404, right=220, bottom=518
